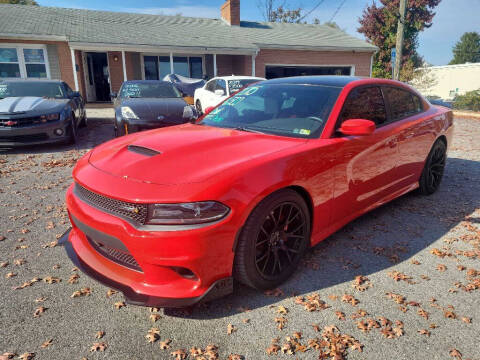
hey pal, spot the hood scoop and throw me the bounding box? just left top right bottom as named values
left=127, top=144, right=161, bottom=157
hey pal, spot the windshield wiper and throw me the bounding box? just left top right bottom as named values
left=233, top=126, right=266, bottom=134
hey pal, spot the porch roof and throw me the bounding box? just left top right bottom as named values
left=0, top=4, right=377, bottom=54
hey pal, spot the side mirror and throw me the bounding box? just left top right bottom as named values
left=110, top=92, right=118, bottom=99
left=214, top=89, right=225, bottom=96
left=204, top=106, right=214, bottom=115
left=339, top=119, right=376, bottom=136
left=71, top=91, right=81, bottom=98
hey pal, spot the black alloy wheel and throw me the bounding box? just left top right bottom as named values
left=419, top=140, right=446, bottom=195
left=234, top=189, right=310, bottom=290
left=195, top=100, right=203, bottom=115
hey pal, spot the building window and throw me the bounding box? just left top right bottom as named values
left=0, top=45, right=49, bottom=79
left=0, top=48, right=21, bottom=78
left=143, top=55, right=203, bottom=80
left=23, top=49, right=47, bottom=78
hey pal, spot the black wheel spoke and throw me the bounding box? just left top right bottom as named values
left=254, top=201, right=307, bottom=279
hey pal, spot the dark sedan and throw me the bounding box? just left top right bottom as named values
left=0, top=79, right=86, bottom=146
left=112, top=81, right=197, bottom=137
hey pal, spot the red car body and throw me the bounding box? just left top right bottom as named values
left=62, top=77, right=453, bottom=307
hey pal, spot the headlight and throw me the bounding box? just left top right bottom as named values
left=146, top=201, right=229, bottom=225
left=121, top=106, right=139, bottom=119
left=40, top=113, right=60, bottom=122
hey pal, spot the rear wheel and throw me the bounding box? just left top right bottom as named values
left=418, top=140, right=446, bottom=195
left=233, top=189, right=310, bottom=290
left=79, top=111, right=87, bottom=128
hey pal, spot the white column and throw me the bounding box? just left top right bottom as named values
left=70, top=48, right=79, bottom=91
left=251, top=54, right=256, bottom=77
left=170, top=52, right=174, bottom=74
left=122, top=51, right=127, bottom=81
left=213, top=54, right=217, bottom=77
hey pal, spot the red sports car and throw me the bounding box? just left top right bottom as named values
left=61, top=76, right=453, bottom=307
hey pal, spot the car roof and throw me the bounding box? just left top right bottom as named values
left=261, top=75, right=364, bottom=87
left=0, top=79, right=64, bottom=84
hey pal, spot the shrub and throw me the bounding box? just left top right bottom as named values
left=453, top=89, right=480, bottom=112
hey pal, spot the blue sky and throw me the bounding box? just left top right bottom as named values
left=37, top=0, right=479, bottom=65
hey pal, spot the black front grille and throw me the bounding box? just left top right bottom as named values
left=0, top=133, right=48, bottom=143
left=87, top=237, right=142, bottom=272
left=74, top=183, right=148, bottom=225
left=0, top=117, right=44, bottom=127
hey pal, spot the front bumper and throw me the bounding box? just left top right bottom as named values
left=0, top=120, right=70, bottom=146
left=64, top=184, right=236, bottom=307
left=59, top=229, right=232, bottom=307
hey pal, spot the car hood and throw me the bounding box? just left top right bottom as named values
left=118, top=97, right=187, bottom=120
left=88, top=123, right=306, bottom=185
left=0, top=97, right=67, bottom=115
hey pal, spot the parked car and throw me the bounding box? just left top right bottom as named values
left=112, top=80, right=197, bottom=137
left=426, top=97, right=453, bottom=109
left=61, top=76, right=453, bottom=307
left=0, top=79, right=86, bottom=146
left=194, top=75, right=265, bottom=114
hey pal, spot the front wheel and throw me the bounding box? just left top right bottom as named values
left=66, top=116, right=77, bottom=145
left=233, top=189, right=311, bottom=290
left=418, top=140, right=446, bottom=195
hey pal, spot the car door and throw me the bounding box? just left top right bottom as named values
left=213, top=79, right=228, bottom=107
left=203, top=79, right=216, bottom=108
left=383, top=86, right=432, bottom=186
left=331, top=85, right=400, bottom=223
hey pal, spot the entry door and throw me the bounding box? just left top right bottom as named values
left=82, top=52, right=96, bottom=102
left=331, top=86, right=399, bottom=222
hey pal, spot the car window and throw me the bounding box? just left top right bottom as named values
left=215, top=79, right=227, bottom=94
left=383, top=87, right=423, bottom=120
left=119, top=82, right=181, bottom=98
left=205, top=80, right=216, bottom=92
left=201, top=83, right=341, bottom=139
left=0, top=81, right=66, bottom=98
left=228, top=79, right=258, bottom=94
left=63, top=82, right=75, bottom=97
left=339, top=86, right=387, bottom=126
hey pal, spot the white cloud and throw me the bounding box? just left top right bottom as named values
left=122, top=5, right=219, bottom=18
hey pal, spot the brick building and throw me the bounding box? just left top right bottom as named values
left=0, top=0, right=377, bottom=102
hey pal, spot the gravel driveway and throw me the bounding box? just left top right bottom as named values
left=0, top=111, right=479, bottom=360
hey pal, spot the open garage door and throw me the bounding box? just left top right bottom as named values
left=265, top=65, right=353, bottom=79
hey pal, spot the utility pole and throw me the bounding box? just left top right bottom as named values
left=393, top=0, right=407, bottom=80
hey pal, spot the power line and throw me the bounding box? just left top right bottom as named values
left=329, top=0, right=347, bottom=22
left=298, top=0, right=327, bottom=22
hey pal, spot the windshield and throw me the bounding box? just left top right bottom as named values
left=201, top=83, right=341, bottom=138
left=0, top=82, right=66, bottom=99
left=228, top=79, right=260, bottom=94
left=119, top=82, right=181, bottom=98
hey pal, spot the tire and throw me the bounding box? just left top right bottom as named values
left=79, top=111, right=87, bottom=128
left=66, top=116, right=77, bottom=145
left=195, top=100, right=203, bottom=115
left=114, top=120, right=127, bottom=137
left=233, top=189, right=311, bottom=290
left=418, top=139, right=447, bottom=195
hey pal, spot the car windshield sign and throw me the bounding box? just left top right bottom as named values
left=0, top=82, right=66, bottom=99
left=228, top=79, right=259, bottom=94
left=119, top=83, right=182, bottom=98
left=201, top=84, right=341, bottom=138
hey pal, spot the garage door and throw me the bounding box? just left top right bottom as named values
left=265, top=65, right=352, bottom=79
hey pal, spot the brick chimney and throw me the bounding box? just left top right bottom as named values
left=221, top=0, right=240, bottom=26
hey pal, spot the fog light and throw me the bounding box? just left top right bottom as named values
left=54, top=128, right=64, bottom=136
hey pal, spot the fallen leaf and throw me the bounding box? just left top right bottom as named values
left=418, top=329, right=430, bottom=336
left=159, top=339, right=171, bottom=350
left=114, top=301, right=126, bottom=309
left=41, top=339, right=53, bottom=348
left=227, top=323, right=236, bottom=335
left=33, top=306, right=47, bottom=318
left=90, top=342, right=107, bottom=352
left=449, top=348, right=462, bottom=359
left=95, top=331, right=105, bottom=339
left=106, top=289, right=117, bottom=298
left=461, top=317, right=472, bottom=324
left=170, top=349, right=187, bottom=360
left=18, top=353, right=35, bottom=360
left=149, top=314, right=161, bottom=322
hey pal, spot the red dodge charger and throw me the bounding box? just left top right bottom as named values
left=61, top=76, right=453, bottom=307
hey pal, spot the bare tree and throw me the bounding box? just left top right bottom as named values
left=256, top=0, right=286, bottom=22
